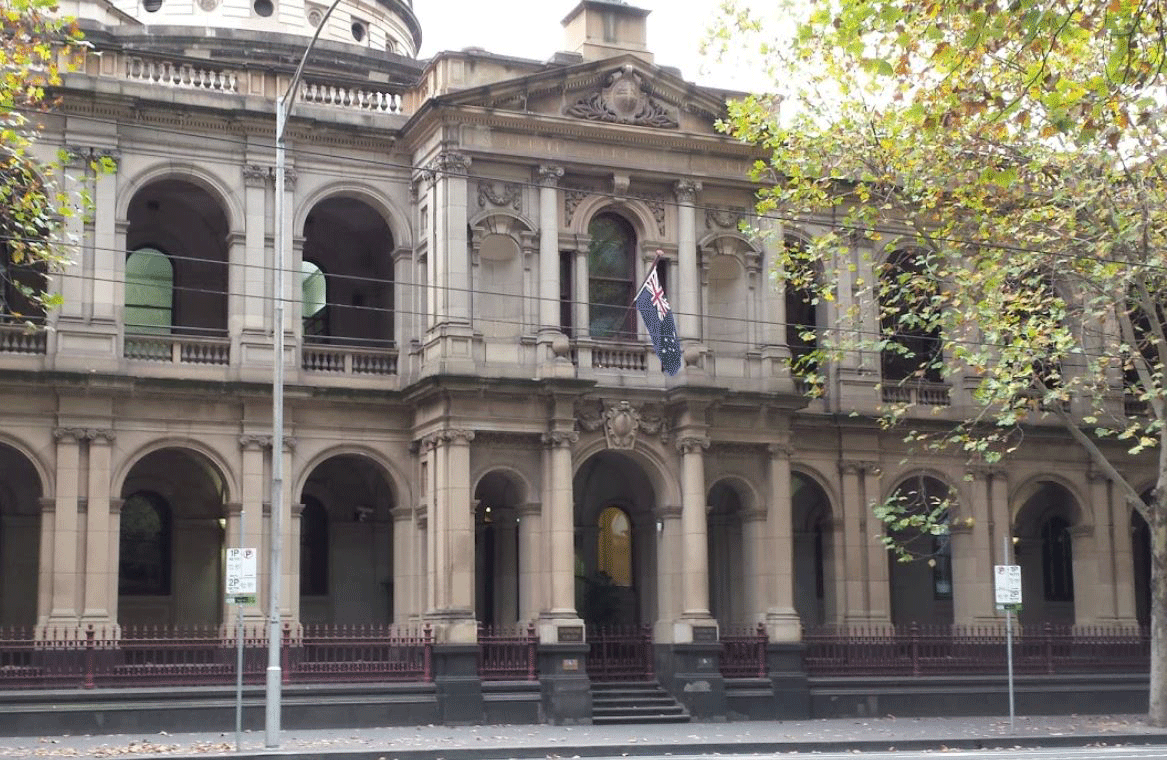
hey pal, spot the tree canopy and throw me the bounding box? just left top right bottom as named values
left=0, top=0, right=90, bottom=322
left=714, top=0, right=1167, bottom=722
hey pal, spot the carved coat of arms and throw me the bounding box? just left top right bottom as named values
left=565, top=66, right=679, bottom=129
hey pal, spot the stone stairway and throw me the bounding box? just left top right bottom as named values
left=590, top=680, right=690, bottom=724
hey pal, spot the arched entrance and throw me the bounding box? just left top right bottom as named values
left=300, top=197, right=394, bottom=347
left=298, top=454, right=395, bottom=624
left=792, top=472, right=833, bottom=628
left=125, top=180, right=229, bottom=339
left=0, top=443, right=42, bottom=627
left=1015, top=481, right=1079, bottom=625
left=707, top=480, right=746, bottom=628
left=886, top=475, right=954, bottom=625
left=118, top=447, right=227, bottom=626
left=474, top=471, right=522, bottom=627
left=573, top=451, right=657, bottom=627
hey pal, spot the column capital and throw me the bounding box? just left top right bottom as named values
left=110, top=498, right=125, bottom=515
left=243, top=164, right=270, bottom=188
left=38, top=497, right=55, bottom=513
left=389, top=505, right=413, bottom=523
left=239, top=434, right=269, bottom=450
left=441, top=429, right=476, bottom=445
left=542, top=430, right=578, bottom=448
left=839, top=460, right=879, bottom=476
left=290, top=503, right=305, bottom=519
left=87, top=429, right=116, bottom=444
left=673, top=179, right=702, bottom=204
left=226, top=502, right=243, bottom=516
left=435, top=151, right=472, bottom=176
left=768, top=442, right=794, bottom=459
left=282, top=166, right=298, bottom=190
left=54, top=427, right=115, bottom=443
left=676, top=435, right=710, bottom=454
left=535, top=165, right=564, bottom=187
left=966, top=463, right=1007, bottom=480
left=95, top=149, right=121, bottom=171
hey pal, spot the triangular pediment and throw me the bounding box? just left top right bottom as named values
left=433, top=54, right=732, bottom=136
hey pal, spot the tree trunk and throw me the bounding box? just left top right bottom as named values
left=1149, top=501, right=1167, bottom=726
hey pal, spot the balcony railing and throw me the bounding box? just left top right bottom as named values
left=124, top=334, right=230, bottom=365
left=0, top=623, right=432, bottom=689
left=881, top=382, right=951, bottom=407
left=720, top=623, right=767, bottom=679
left=302, top=344, right=398, bottom=375
left=804, top=623, right=1149, bottom=677
left=477, top=623, right=538, bottom=681
left=588, top=342, right=649, bottom=372
left=0, top=322, right=47, bottom=355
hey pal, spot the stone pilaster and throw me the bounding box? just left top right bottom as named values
left=766, top=443, right=801, bottom=641
left=424, top=429, right=477, bottom=643
left=390, top=505, right=415, bottom=623
left=674, top=180, right=701, bottom=346
left=516, top=501, right=543, bottom=623
left=539, top=430, right=582, bottom=641
left=48, top=428, right=82, bottom=624
left=91, top=150, right=120, bottom=322
left=82, top=429, right=115, bottom=623
left=677, top=434, right=712, bottom=624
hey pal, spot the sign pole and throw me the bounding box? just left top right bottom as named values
left=1003, top=535, right=1015, bottom=734
left=235, top=513, right=245, bottom=752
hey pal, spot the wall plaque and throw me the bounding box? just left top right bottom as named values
left=558, top=625, right=584, bottom=643
left=692, top=625, right=718, bottom=643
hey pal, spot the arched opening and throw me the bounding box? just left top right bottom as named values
left=1014, top=481, right=1079, bottom=625
left=879, top=249, right=943, bottom=384
left=0, top=443, right=42, bottom=627
left=126, top=180, right=229, bottom=338
left=707, top=480, right=746, bottom=628
left=792, top=472, right=833, bottom=628
left=784, top=238, right=820, bottom=375
left=118, top=447, right=227, bottom=626
left=886, top=475, right=954, bottom=625
left=474, top=471, right=522, bottom=627
left=301, top=197, right=395, bottom=347
left=573, top=451, right=657, bottom=627
left=298, top=454, right=395, bottom=624
left=587, top=213, right=637, bottom=339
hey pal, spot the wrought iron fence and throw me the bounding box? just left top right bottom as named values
left=804, top=623, right=1149, bottom=677
left=0, top=623, right=432, bottom=689
left=586, top=625, right=654, bottom=681
left=720, top=623, right=768, bottom=678
left=477, top=623, right=538, bottom=680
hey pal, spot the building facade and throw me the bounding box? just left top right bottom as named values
left=0, top=0, right=1152, bottom=722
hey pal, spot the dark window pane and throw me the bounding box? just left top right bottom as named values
left=118, top=492, right=171, bottom=595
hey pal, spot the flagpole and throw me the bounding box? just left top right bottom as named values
left=621, top=250, right=663, bottom=332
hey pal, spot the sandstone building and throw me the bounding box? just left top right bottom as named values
left=0, top=0, right=1151, bottom=723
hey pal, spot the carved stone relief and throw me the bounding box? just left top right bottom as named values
left=564, top=66, right=679, bottom=129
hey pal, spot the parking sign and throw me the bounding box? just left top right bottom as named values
left=226, top=547, right=257, bottom=604
left=994, top=564, right=1022, bottom=607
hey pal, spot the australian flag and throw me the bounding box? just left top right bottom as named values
left=635, top=265, right=682, bottom=375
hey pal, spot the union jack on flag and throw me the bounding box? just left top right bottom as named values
left=634, top=264, right=682, bottom=375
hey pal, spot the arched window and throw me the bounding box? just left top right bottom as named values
left=597, top=506, right=632, bottom=587
left=588, top=214, right=636, bottom=339
left=301, top=260, right=328, bottom=339
left=879, top=249, right=942, bottom=383
left=118, top=491, right=171, bottom=595
left=1041, top=515, right=1074, bottom=602
left=125, top=248, right=173, bottom=333
left=299, top=496, right=328, bottom=596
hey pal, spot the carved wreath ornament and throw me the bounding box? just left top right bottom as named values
left=577, top=400, right=669, bottom=450
left=565, top=66, right=679, bottom=129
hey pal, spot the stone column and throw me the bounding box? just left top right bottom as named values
left=573, top=248, right=589, bottom=339
left=766, top=443, right=801, bottom=641
left=537, top=165, right=564, bottom=335
left=415, top=504, right=428, bottom=622
left=988, top=468, right=1012, bottom=566
left=106, top=498, right=122, bottom=626
left=241, top=165, right=269, bottom=334
left=1088, top=471, right=1120, bottom=621
left=838, top=462, right=864, bottom=623
left=391, top=505, right=414, bottom=623
left=82, top=430, right=115, bottom=623
left=540, top=430, right=581, bottom=640
left=674, top=180, right=701, bottom=344
left=955, top=467, right=995, bottom=624
left=516, top=502, right=542, bottom=623
left=48, top=428, right=82, bottom=625
left=238, top=435, right=267, bottom=621
left=1114, top=499, right=1139, bottom=624
left=1071, top=523, right=1100, bottom=625
left=36, top=497, right=55, bottom=627
left=859, top=464, right=890, bottom=622
left=91, top=151, right=120, bottom=322
left=58, top=149, right=88, bottom=320
left=427, top=430, right=476, bottom=642
left=435, top=152, right=472, bottom=326
left=653, top=504, right=682, bottom=639
left=740, top=507, right=766, bottom=623
left=677, top=434, right=712, bottom=621
left=393, top=247, right=415, bottom=358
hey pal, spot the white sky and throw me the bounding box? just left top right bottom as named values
left=413, top=0, right=757, bottom=90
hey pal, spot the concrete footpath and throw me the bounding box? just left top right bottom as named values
left=2, top=714, right=1167, bottom=759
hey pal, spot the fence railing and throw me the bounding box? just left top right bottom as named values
left=0, top=623, right=432, bottom=689
left=586, top=625, right=654, bottom=681
left=477, top=623, right=537, bottom=681
left=881, top=382, right=951, bottom=407
left=720, top=623, right=768, bottom=678
left=804, top=623, right=1150, bottom=677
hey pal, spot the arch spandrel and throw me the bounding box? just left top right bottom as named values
left=118, top=162, right=243, bottom=233
left=293, top=444, right=409, bottom=511
left=1010, top=474, right=1093, bottom=532
left=294, top=180, right=412, bottom=250
left=112, top=438, right=237, bottom=506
